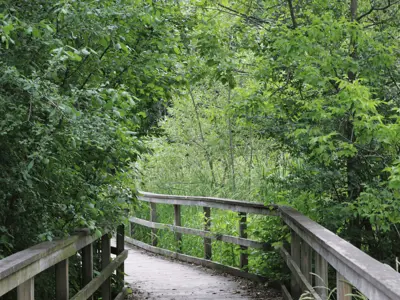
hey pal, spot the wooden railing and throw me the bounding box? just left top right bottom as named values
left=127, top=192, right=400, bottom=300
left=0, top=226, right=127, bottom=300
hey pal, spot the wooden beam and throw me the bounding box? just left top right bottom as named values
left=238, top=212, right=248, bottom=271
left=300, top=241, right=312, bottom=283
left=280, top=247, right=322, bottom=300
left=281, top=284, right=293, bottom=300
left=203, top=207, right=212, bottom=260
left=17, top=278, right=34, bottom=300
left=82, top=243, right=93, bottom=300
left=150, top=203, right=158, bottom=246
left=70, top=250, right=128, bottom=300
left=174, top=204, right=182, bottom=252
left=290, top=231, right=301, bottom=298
left=315, top=252, right=328, bottom=299
left=101, top=234, right=111, bottom=300
left=129, top=217, right=272, bottom=250
left=337, top=272, right=352, bottom=300
left=116, top=225, right=125, bottom=291
left=138, top=192, right=278, bottom=216
left=55, top=259, right=69, bottom=300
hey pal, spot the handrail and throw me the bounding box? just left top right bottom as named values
left=129, top=192, right=400, bottom=300
left=0, top=226, right=127, bottom=300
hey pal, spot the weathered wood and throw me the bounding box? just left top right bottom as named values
left=17, top=278, right=34, bottom=300
left=150, top=202, right=158, bottom=246
left=203, top=207, right=212, bottom=260
left=70, top=250, right=128, bottom=300
left=290, top=231, right=301, bottom=299
left=82, top=242, right=93, bottom=300
left=337, top=272, right=352, bottom=300
left=174, top=204, right=182, bottom=252
left=315, top=252, right=328, bottom=299
left=281, top=284, right=293, bottom=300
left=138, top=192, right=278, bottom=216
left=238, top=212, right=248, bottom=271
left=280, top=205, right=400, bottom=300
left=125, top=237, right=273, bottom=284
left=280, top=247, right=322, bottom=300
left=300, top=241, right=312, bottom=283
left=101, top=234, right=111, bottom=300
left=0, top=232, right=98, bottom=297
left=116, top=225, right=125, bottom=290
left=129, top=217, right=272, bottom=250
left=55, top=258, right=69, bottom=300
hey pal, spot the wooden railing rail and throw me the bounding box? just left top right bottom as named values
left=128, top=192, right=400, bottom=300
left=0, top=225, right=127, bottom=300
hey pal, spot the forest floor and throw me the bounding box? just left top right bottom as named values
left=124, top=245, right=282, bottom=300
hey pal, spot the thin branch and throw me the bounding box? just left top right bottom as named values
left=357, top=0, right=400, bottom=21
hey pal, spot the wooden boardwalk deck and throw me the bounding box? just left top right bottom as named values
left=124, top=244, right=282, bottom=300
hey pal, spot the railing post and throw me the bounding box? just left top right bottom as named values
left=17, top=278, right=34, bottom=300
left=238, top=212, right=248, bottom=271
left=203, top=206, right=212, bottom=260
left=300, top=241, right=312, bottom=283
left=101, top=234, right=111, bottom=300
left=291, top=230, right=301, bottom=298
left=55, top=259, right=69, bottom=300
left=117, top=224, right=125, bottom=291
left=82, top=242, right=93, bottom=300
left=150, top=202, right=158, bottom=246
left=315, top=252, right=328, bottom=299
left=337, top=272, right=352, bottom=300
left=174, top=204, right=182, bottom=252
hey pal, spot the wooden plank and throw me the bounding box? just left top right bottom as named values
left=101, top=234, right=111, bottom=300
left=280, top=205, right=400, bottom=300
left=55, top=259, right=69, bottom=300
left=337, top=272, right=352, bottom=300
left=315, top=252, right=328, bottom=299
left=280, top=247, right=322, bottom=300
left=174, top=204, right=182, bottom=252
left=70, top=250, right=128, bottom=300
left=0, top=232, right=99, bottom=297
left=138, top=193, right=278, bottom=216
left=150, top=203, right=158, bottom=246
left=281, top=284, right=293, bottom=300
left=290, top=231, right=301, bottom=299
left=300, top=241, right=312, bottom=283
left=238, top=212, right=248, bottom=271
left=116, top=225, right=125, bottom=290
left=17, top=278, right=34, bottom=300
left=82, top=243, right=93, bottom=300
left=203, top=207, right=212, bottom=260
left=129, top=217, right=272, bottom=250
left=125, top=237, right=273, bottom=284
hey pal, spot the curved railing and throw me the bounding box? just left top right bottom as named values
left=0, top=226, right=127, bottom=300
left=127, top=192, right=400, bottom=300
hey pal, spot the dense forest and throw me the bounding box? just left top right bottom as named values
left=1, top=0, right=399, bottom=298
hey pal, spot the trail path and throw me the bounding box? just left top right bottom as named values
left=124, top=244, right=282, bottom=300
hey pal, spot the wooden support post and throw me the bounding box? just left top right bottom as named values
left=290, top=230, right=301, bottom=299
left=56, top=259, right=69, bottom=300
left=203, top=207, right=212, bottom=260
left=17, top=278, right=34, bottom=300
left=101, top=234, right=111, bottom=300
left=315, top=252, right=328, bottom=299
left=117, top=225, right=125, bottom=290
left=300, top=241, right=312, bottom=283
left=337, top=272, right=352, bottom=300
left=238, top=212, right=248, bottom=271
left=150, top=202, right=158, bottom=246
left=174, top=204, right=182, bottom=252
left=82, top=243, right=93, bottom=300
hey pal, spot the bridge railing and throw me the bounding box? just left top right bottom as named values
left=127, top=192, right=400, bottom=300
left=0, top=226, right=127, bottom=300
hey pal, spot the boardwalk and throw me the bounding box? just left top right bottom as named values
left=124, top=244, right=282, bottom=300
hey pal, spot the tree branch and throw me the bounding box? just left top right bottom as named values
left=357, top=0, right=400, bottom=21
